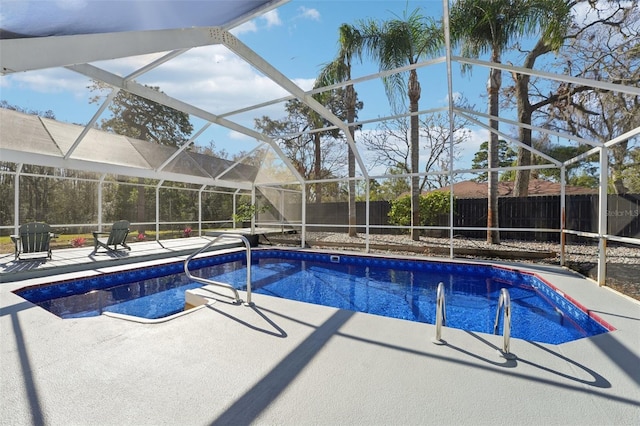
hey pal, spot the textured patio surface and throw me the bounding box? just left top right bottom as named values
left=0, top=237, right=225, bottom=283
left=1, top=247, right=639, bottom=425
left=0, top=228, right=291, bottom=283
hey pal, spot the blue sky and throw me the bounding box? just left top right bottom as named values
left=1, top=0, right=492, bottom=174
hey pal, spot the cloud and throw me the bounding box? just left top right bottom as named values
left=296, top=7, right=320, bottom=21
left=231, top=20, right=257, bottom=35
left=456, top=127, right=487, bottom=167
left=3, top=44, right=300, bottom=133
left=229, top=130, right=252, bottom=140
left=262, top=10, right=282, bottom=28
left=291, top=77, right=315, bottom=92
left=231, top=9, right=281, bottom=35
left=5, top=68, right=90, bottom=97
left=438, top=91, right=463, bottom=105
left=108, top=47, right=295, bottom=114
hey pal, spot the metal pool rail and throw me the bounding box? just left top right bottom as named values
left=432, top=282, right=447, bottom=345
left=184, top=233, right=253, bottom=306
left=494, top=288, right=515, bottom=359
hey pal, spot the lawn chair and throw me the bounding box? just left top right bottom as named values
left=11, top=222, right=55, bottom=260
left=92, top=220, right=131, bottom=254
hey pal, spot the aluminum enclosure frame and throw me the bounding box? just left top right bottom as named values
left=1, top=0, right=639, bottom=287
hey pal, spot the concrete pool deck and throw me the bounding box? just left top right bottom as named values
left=1, top=246, right=639, bottom=425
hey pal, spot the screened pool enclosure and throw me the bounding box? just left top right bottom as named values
left=1, top=0, right=639, bottom=292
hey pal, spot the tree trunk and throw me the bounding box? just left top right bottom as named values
left=346, top=84, right=358, bottom=237
left=513, top=72, right=533, bottom=197
left=611, top=141, right=629, bottom=194
left=487, top=56, right=501, bottom=245
left=513, top=39, right=549, bottom=197
left=408, top=69, right=421, bottom=241
left=314, top=132, right=322, bottom=203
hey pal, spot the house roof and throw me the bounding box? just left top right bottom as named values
left=430, top=179, right=598, bottom=198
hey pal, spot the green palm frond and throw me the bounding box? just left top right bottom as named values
left=316, top=23, right=363, bottom=89
left=450, top=0, right=572, bottom=61
left=316, top=59, right=349, bottom=89
left=357, top=8, right=443, bottom=109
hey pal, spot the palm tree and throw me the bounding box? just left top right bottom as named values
left=357, top=9, right=443, bottom=241
left=450, top=0, right=569, bottom=244
left=316, top=24, right=363, bottom=237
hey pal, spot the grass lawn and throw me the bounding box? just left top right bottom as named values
left=0, top=230, right=187, bottom=255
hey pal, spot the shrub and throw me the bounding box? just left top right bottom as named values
left=232, top=203, right=269, bottom=223
left=388, top=191, right=452, bottom=228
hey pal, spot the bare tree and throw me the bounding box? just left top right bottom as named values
left=254, top=96, right=348, bottom=203
left=540, top=2, right=640, bottom=194
left=504, top=0, right=636, bottom=195
left=361, top=104, right=470, bottom=192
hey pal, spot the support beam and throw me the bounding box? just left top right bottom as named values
left=156, top=180, right=165, bottom=241
left=458, top=111, right=562, bottom=166
left=65, top=89, right=120, bottom=159
left=455, top=107, right=600, bottom=148
left=560, top=167, right=566, bottom=267
left=97, top=175, right=106, bottom=232
left=156, top=123, right=211, bottom=172
left=1, top=27, right=223, bottom=74
left=219, top=57, right=446, bottom=120
left=251, top=186, right=256, bottom=233
left=125, top=49, right=190, bottom=82
left=455, top=56, right=640, bottom=97
left=233, top=190, right=240, bottom=229
left=198, top=186, right=205, bottom=236
left=13, top=163, right=22, bottom=234
left=444, top=0, right=456, bottom=260
left=565, top=127, right=640, bottom=168
left=216, top=143, right=266, bottom=180
left=365, top=179, right=370, bottom=253
left=597, top=147, right=608, bottom=286
left=301, top=184, right=307, bottom=248
left=65, top=63, right=306, bottom=185
left=220, top=30, right=370, bottom=180
left=0, top=148, right=252, bottom=190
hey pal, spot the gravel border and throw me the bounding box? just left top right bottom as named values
left=270, top=231, right=640, bottom=300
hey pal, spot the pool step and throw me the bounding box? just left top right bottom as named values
left=184, top=285, right=227, bottom=310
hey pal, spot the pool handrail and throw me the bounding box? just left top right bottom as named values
left=183, top=233, right=253, bottom=306
left=432, top=282, right=446, bottom=344
left=493, top=288, right=515, bottom=359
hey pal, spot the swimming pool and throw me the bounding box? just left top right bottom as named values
left=15, top=249, right=612, bottom=344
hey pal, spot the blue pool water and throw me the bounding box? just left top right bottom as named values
left=16, top=249, right=611, bottom=344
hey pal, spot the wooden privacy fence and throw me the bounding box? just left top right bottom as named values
left=289, top=194, right=640, bottom=242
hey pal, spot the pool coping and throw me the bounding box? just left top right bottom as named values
left=2, top=245, right=639, bottom=425
left=9, top=246, right=621, bottom=342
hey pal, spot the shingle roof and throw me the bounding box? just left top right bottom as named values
left=429, top=179, right=598, bottom=198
